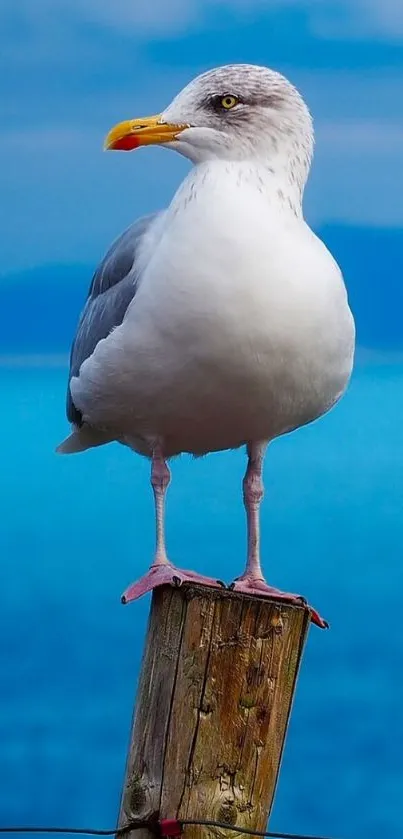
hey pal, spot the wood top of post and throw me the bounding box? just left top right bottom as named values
left=118, top=583, right=311, bottom=839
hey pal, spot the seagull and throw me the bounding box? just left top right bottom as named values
left=57, top=64, right=355, bottom=628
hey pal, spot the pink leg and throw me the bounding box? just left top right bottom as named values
left=151, top=447, right=171, bottom=566
left=231, top=442, right=328, bottom=630
left=122, top=444, right=224, bottom=604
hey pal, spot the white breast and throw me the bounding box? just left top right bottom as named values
left=72, top=161, right=355, bottom=455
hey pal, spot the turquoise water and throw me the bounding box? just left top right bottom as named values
left=1, top=362, right=402, bottom=838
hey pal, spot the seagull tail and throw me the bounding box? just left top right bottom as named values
left=56, top=425, right=113, bottom=454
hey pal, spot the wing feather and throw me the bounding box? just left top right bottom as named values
left=67, top=213, right=158, bottom=425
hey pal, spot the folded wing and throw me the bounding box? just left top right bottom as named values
left=67, top=213, right=159, bottom=426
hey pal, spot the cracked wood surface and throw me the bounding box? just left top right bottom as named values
left=118, top=584, right=310, bottom=839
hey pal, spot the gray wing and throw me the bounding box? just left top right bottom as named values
left=67, top=213, right=158, bottom=426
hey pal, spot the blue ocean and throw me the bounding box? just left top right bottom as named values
left=1, top=359, right=402, bottom=839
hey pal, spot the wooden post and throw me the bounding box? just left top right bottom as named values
left=118, top=584, right=310, bottom=839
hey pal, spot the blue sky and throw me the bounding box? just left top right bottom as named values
left=1, top=0, right=403, bottom=272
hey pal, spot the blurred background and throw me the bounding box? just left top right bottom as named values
left=1, top=2, right=403, bottom=838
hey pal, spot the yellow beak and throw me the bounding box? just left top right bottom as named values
left=104, top=114, right=189, bottom=151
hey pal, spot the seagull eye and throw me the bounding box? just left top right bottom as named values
left=220, top=95, right=239, bottom=110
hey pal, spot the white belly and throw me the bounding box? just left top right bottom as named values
left=72, top=168, right=355, bottom=456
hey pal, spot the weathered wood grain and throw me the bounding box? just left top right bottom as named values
left=118, top=584, right=310, bottom=839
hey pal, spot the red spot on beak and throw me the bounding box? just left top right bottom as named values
left=110, top=134, right=141, bottom=151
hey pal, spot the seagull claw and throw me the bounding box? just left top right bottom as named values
left=121, top=563, right=225, bottom=604
left=229, top=577, right=328, bottom=629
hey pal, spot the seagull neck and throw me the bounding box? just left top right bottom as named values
left=191, top=155, right=306, bottom=217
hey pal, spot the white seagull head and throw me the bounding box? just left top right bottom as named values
left=104, top=63, right=314, bottom=175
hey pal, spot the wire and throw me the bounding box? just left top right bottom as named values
left=0, top=821, right=344, bottom=839
left=182, top=821, right=341, bottom=839
left=0, top=831, right=123, bottom=836
left=0, top=830, right=149, bottom=836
